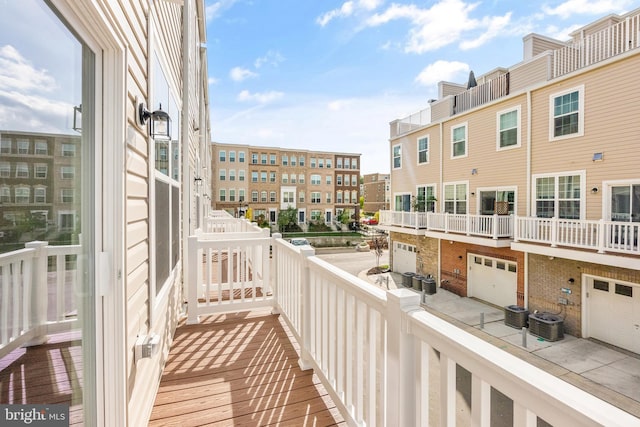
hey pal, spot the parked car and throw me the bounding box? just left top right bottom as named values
left=361, top=217, right=378, bottom=225
left=289, top=238, right=311, bottom=247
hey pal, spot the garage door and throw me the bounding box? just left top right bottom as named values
left=468, top=254, right=517, bottom=308
left=586, top=276, right=640, bottom=354
left=392, top=241, right=417, bottom=274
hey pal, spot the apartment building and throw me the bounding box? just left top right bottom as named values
left=211, top=142, right=361, bottom=227
left=362, top=172, right=390, bottom=213
left=381, top=9, right=640, bottom=355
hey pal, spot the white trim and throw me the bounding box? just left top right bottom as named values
left=548, top=84, right=585, bottom=142
left=417, top=135, right=430, bottom=165
left=531, top=170, right=586, bottom=219
left=602, top=179, right=640, bottom=221
left=442, top=181, right=469, bottom=214
left=450, top=122, right=468, bottom=159
left=474, top=186, right=518, bottom=215
left=415, top=183, right=437, bottom=212
left=392, top=143, right=402, bottom=170
left=496, top=105, right=521, bottom=151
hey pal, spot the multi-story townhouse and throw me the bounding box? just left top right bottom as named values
left=212, top=142, right=361, bottom=228
left=382, top=9, right=640, bottom=355
left=362, top=173, right=390, bottom=213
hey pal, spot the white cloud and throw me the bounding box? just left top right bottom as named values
left=254, top=50, right=285, bottom=69
left=542, top=0, right=633, bottom=19
left=415, top=60, right=470, bottom=87
left=229, top=66, right=258, bottom=82
left=316, top=0, right=382, bottom=27
left=206, top=0, right=240, bottom=21
left=237, top=90, right=284, bottom=104
left=0, top=45, right=57, bottom=92
left=327, top=99, right=354, bottom=111
left=208, top=76, right=219, bottom=85
left=545, top=23, right=583, bottom=41
left=459, top=12, right=512, bottom=50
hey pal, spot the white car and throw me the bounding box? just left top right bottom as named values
left=289, top=238, right=311, bottom=247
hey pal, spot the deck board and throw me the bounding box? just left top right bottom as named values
left=150, top=308, right=345, bottom=426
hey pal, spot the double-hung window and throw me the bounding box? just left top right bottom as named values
left=451, top=123, right=467, bottom=158
left=550, top=86, right=584, bottom=140
left=311, top=174, right=321, bottom=185
left=497, top=107, right=520, bottom=149
left=418, top=136, right=429, bottom=164
left=534, top=172, right=583, bottom=219
left=392, top=144, right=401, bottom=169
left=443, top=182, right=467, bottom=214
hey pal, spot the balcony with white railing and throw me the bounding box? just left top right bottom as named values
left=164, top=214, right=640, bottom=426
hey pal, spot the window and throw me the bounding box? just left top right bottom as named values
left=311, top=174, right=321, bottom=185
left=394, top=194, right=411, bottom=211
left=229, top=170, right=236, bottom=181
left=283, top=191, right=293, bottom=204
left=1, top=139, right=11, bottom=153
left=298, top=174, right=305, bottom=184
left=219, top=189, right=226, bottom=201
left=497, top=107, right=520, bottom=149
left=311, top=157, right=317, bottom=168
left=550, top=86, right=583, bottom=139
left=252, top=190, right=258, bottom=202
left=290, top=174, right=296, bottom=184
left=610, top=183, right=640, bottom=222
left=219, top=150, right=226, bottom=162
left=61, top=166, right=75, bottom=179
left=270, top=171, right=276, bottom=183
left=310, top=210, right=321, bottom=221
left=299, top=156, right=305, bottom=167
left=326, top=192, right=332, bottom=203
left=219, top=169, right=226, bottom=180
left=61, top=188, right=74, bottom=203
left=351, top=175, right=357, bottom=186
left=326, top=159, right=332, bottom=168
left=261, top=191, right=267, bottom=202
left=0, top=186, right=10, bottom=203
left=237, top=189, right=245, bottom=202
left=299, top=191, right=305, bottom=203
left=337, top=175, right=342, bottom=185
left=62, top=143, right=76, bottom=157
left=344, top=158, right=350, bottom=169
left=282, top=154, right=288, bottom=166
left=17, top=140, right=29, bottom=154
left=534, top=173, right=583, bottom=219
left=282, top=173, right=288, bottom=183
left=393, top=145, right=401, bottom=169
left=270, top=191, right=277, bottom=202
left=416, top=185, right=436, bottom=212
left=311, top=192, right=321, bottom=204
left=239, top=151, right=245, bottom=162
left=229, top=151, right=236, bottom=162
left=318, top=159, right=324, bottom=168
left=270, top=154, right=276, bottom=165
left=291, top=156, right=297, bottom=166
left=251, top=153, right=258, bottom=164
left=35, top=141, right=48, bottom=155
left=352, top=190, right=358, bottom=204
left=16, top=163, right=29, bottom=178
left=451, top=123, right=467, bottom=158
left=444, top=183, right=467, bottom=214
left=261, top=154, right=267, bottom=164
left=261, top=171, right=267, bottom=182
left=0, top=162, right=9, bottom=178
left=15, top=187, right=30, bottom=204
left=479, top=189, right=515, bottom=215
left=326, top=175, right=332, bottom=185
left=229, top=189, right=236, bottom=202
left=337, top=158, right=343, bottom=169
left=351, top=159, right=357, bottom=169
left=34, top=164, right=48, bottom=179
left=251, top=171, right=258, bottom=182
left=239, top=170, right=245, bottom=181
left=418, top=136, right=429, bottom=164
left=337, top=191, right=343, bottom=203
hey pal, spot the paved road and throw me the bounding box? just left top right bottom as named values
left=315, top=248, right=389, bottom=277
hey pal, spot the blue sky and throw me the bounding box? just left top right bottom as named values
left=205, top=0, right=639, bottom=174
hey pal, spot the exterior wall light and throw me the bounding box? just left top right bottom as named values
left=138, top=102, right=171, bottom=140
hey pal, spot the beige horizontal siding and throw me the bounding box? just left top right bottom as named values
left=510, top=54, right=550, bottom=93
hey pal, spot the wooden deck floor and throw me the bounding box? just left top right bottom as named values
left=149, top=308, right=345, bottom=427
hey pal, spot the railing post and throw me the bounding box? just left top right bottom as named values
left=466, top=213, right=471, bottom=236
left=25, top=241, right=48, bottom=346
left=260, top=227, right=271, bottom=296
left=597, top=218, right=606, bottom=254
left=551, top=217, right=558, bottom=248
left=271, top=233, right=282, bottom=314
left=492, top=214, right=499, bottom=240
left=298, top=246, right=316, bottom=371
left=187, top=235, right=200, bottom=325
left=386, top=288, right=421, bottom=427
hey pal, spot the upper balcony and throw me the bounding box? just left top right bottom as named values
left=379, top=210, right=640, bottom=259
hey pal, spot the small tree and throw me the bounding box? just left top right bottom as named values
left=372, top=233, right=385, bottom=267
left=277, top=206, right=298, bottom=232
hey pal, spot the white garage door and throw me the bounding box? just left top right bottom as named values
left=468, top=254, right=517, bottom=308
left=392, top=241, right=417, bottom=274
left=586, top=276, right=640, bottom=354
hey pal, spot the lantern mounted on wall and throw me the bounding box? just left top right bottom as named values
left=138, top=101, right=171, bottom=140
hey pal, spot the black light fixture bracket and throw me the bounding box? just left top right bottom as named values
left=137, top=98, right=171, bottom=140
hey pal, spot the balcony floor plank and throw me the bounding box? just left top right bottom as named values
left=150, top=308, right=345, bottom=426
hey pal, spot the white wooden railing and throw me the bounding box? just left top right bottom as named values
left=380, top=210, right=513, bottom=239
left=453, top=72, right=510, bottom=115
left=269, top=235, right=639, bottom=426
left=186, top=219, right=272, bottom=324
left=202, top=210, right=257, bottom=233
left=0, top=241, right=80, bottom=359
left=514, top=217, right=640, bottom=255
left=553, top=11, right=640, bottom=78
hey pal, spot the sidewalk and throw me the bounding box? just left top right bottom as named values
left=359, top=269, right=640, bottom=418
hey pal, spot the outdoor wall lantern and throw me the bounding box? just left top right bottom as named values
left=138, top=102, right=171, bottom=140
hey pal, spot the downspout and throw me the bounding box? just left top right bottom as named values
left=438, top=121, right=444, bottom=286
left=181, top=0, right=192, bottom=304
left=524, top=89, right=532, bottom=309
